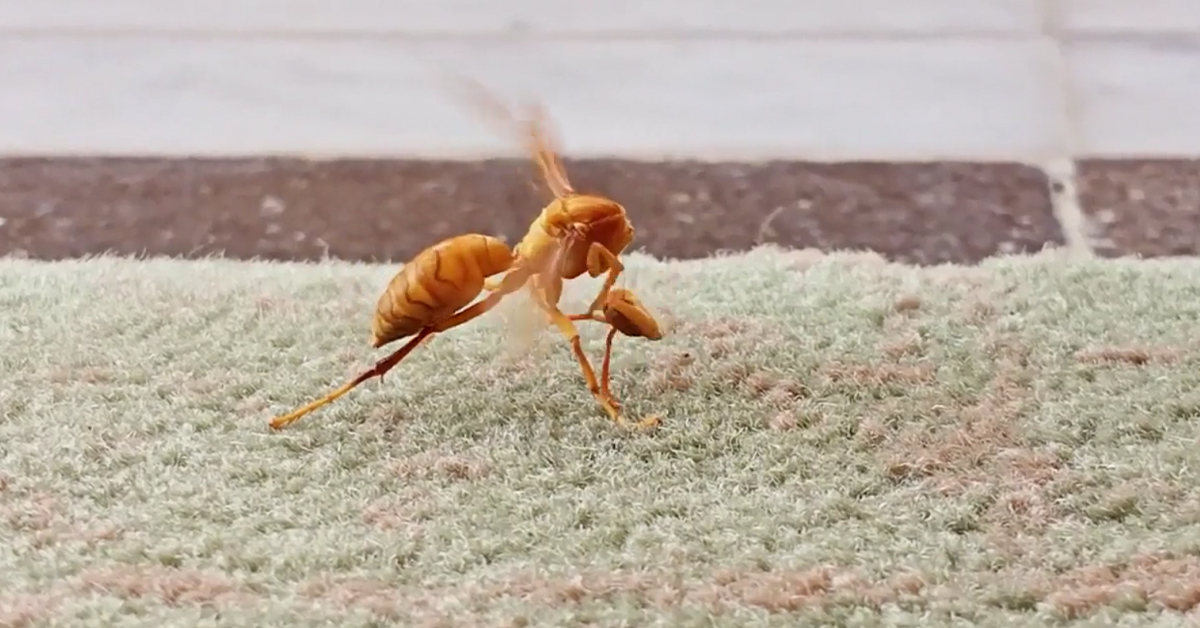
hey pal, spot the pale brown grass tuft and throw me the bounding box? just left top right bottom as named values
left=1074, top=345, right=1183, bottom=366
left=884, top=414, right=1014, bottom=486
left=434, top=456, right=491, bottom=481
left=253, top=295, right=281, bottom=314
left=299, top=577, right=411, bottom=619
left=647, top=349, right=696, bottom=394
left=818, top=570, right=928, bottom=611
left=76, top=564, right=257, bottom=607
left=233, top=395, right=271, bottom=415
left=855, top=417, right=888, bottom=449
left=0, top=593, right=61, bottom=628
left=955, top=278, right=1003, bottom=325
left=669, top=315, right=790, bottom=396
left=822, top=361, right=936, bottom=388
left=685, top=316, right=754, bottom=340
left=362, top=405, right=412, bottom=439
left=697, top=567, right=835, bottom=612
left=31, top=522, right=123, bottom=550
left=48, top=365, right=114, bottom=385
left=183, top=375, right=221, bottom=397
left=682, top=316, right=785, bottom=355
left=338, top=346, right=361, bottom=366
left=497, top=565, right=925, bottom=614
left=741, top=371, right=777, bottom=397
left=500, top=571, right=672, bottom=607
left=706, top=336, right=736, bottom=360
left=768, top=411, right=797, bottom=431
left=773, top=379, right=810, bottom=399
left=884, top=334, right=1030, bottom=475
left=762, top=384, right=802, bottom=408
left=362, top=488, right=432, bottom=531
left=984, top=463, right=1063, bottom=535
left=883, top=363, right=1036, bottom=492
left=695, top=567, right=926, bottom=613
left=1, top=491, right=57, bottom=531
left=1047, top=553, right=1200, bottom=618
left=880, top=330, right=924, bottom=360
left=715, top=363, right=752, bottom=388
left=876, top=343, right=1071, bottom=544
left=967, top=299, right=998, bottom=324
left=390, top=450, right=491, bottom=481
left=2, top=489, right=124, bottom=550
left=293, top=566, right=933, bottom=620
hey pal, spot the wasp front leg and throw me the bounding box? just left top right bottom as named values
left=583, top=242, right=625, bottom=317
left=533, top=283, right=653, bottom=430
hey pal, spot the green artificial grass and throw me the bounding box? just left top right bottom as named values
left=3, top=246, right=1200, bottom=627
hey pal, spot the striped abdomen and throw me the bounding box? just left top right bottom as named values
left=370, top=234, right=513, bottom=348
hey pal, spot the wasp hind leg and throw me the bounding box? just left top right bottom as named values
left=268, top=267, right=532, bottom=431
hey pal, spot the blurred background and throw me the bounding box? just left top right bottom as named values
left=0, top=0, right=1196, bottom=266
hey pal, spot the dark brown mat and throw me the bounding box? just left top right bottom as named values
left=0, top=156, right=1076, bottom=265
left=1075, top=158, right=1200, bottom=258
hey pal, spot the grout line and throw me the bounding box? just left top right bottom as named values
left=0, top=26, right=1197, bottom=43
left=1041, top=158, right=1095, bottom=258
left=0, top=28, right=1061, bottom=42
left=1039, top=0, right=1095, bottom=259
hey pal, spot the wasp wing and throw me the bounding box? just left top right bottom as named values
left=520, top=100, right=576, bottom=199
left=440, top=73, right=575, bottom=200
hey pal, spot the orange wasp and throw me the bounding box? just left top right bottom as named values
left=265, top=232, right=657, bottom=431
left=267, top=78, right=659, bottom=431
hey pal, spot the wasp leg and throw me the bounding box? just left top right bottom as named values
left=269, top=328, right=434, bottom=430
left=533, top=284, right=655, bottom=430
left=269, top=266, right=533, bottom=431
left=563, top=310, right=623, bottom=409
left=599, top=326, right=622, bottom=412
left=583, top=242, right=625, bottom=317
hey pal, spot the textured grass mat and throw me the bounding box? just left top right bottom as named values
left=3, top=247, right=1200, bottom=627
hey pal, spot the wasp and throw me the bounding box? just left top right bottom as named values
left=269, top=79, right=660, bottom=432
left=268, top=233, right=524, bottom=430
left=568, top=287, right=665, bottom=426
left=446, top=76, right=652, bottom=428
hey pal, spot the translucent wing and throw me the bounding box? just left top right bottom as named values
left=440, top=73, right=575, bottom=200
left=521, top=100, right=576, bottom=199
left=494, top=286, right=554, bottom=366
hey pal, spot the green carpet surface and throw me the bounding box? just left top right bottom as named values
left=2, top=247, right=1200, bottom=627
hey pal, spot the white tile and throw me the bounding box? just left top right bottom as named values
left=1059, top=0, right=1200, bottom=35
left=1065, top=40, right=1200, bottom=156
left=0, top=38, right=1064, bottom=159
left=0, top=0, right=1043, bottom=35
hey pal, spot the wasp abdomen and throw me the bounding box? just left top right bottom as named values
left=370, top=234, right=514, bottom=348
